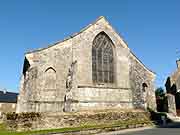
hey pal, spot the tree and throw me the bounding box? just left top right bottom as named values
left=155, top=87, right=165, bottom=98
left=155, top=87, right=168, bottom=112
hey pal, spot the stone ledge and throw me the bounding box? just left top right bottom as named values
left=77, top=85, right=131, bottom=90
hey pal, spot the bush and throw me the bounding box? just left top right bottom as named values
left=6, top=112, right=41, bottom=121
left=6, top=112, right=18, bottom=120
left=4, top=112, right=41, bottom=131
left=4, top=110, right=152, bottom=131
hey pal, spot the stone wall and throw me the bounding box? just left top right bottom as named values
left=167, top=94, right=176, bottom=115
left=17, top=16, right=156, bottom=113
left=129, top=53, right=156, bottom=110
left=17, top=39, right=73, bottom=112
left=0, top=103, right=16, bottom=117
left=6, top=110, right=151, bottom=131
left=71, top=87, right=133, bottom=111
left=69, top=17, right=133, bottom=110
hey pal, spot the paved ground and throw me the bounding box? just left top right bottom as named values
left=116, top=128, right=180, bottom=135
left=97, top=122, right=180, bottom=135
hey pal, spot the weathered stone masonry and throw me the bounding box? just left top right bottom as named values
left=16, top=16, right=156, bottom=113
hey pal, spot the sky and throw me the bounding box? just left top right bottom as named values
left=0, top=0, right=180, bottom=92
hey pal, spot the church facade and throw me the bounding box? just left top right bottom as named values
left=16, top=16, right=156, bottom=113
left=165, top=60, right=180, bottom=115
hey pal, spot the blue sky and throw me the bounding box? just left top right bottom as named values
left=0, top=0, right=180, bottom=92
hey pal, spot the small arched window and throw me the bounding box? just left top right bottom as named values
left=92, top=32, right=114, bottom=84
left=44, top=67, right=56, bottom=90
left=142, top=83, right=148, bottom=92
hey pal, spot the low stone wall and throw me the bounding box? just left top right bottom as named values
left=5, top=109, right=151, bottom=131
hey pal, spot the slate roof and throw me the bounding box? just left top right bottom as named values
left=0, top=91, right=18, bottom=103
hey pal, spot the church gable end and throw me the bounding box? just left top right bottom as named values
left=17, top=16, right=156, bottom=113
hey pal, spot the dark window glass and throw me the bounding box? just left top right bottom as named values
left=92, top=32, right=114, bottom=84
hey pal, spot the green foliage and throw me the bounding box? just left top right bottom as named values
left=155, top=87, right=165, bottom=97
left=6, top=112, right=41, bottom=121
left=6, top=112, right=18, bottom=121
left=5, top=112, right=41, bottom=131
left=155, top=87, right=168, bottom=112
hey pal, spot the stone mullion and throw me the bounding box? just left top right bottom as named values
left=104, top=47, right=108, bottom=83
left=110, top=47, right=113, bottom=83
left=92, top=47, right=96, bottom=83
left=102, top=48, right=104, bottom=83
left=107, top=50, right=110, bottom=83
left=97, top=35, right=105, bottom=83
left=111, top=56, right=114, bottom=83
left=96, top=48, right=98, bottom=83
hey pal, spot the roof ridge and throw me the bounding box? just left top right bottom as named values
left=130, top=50, right=156, bottom=75
left=0, top=90, right=18, bottom=94
left=26, top=16, right=106, bottom=54
left=25, top=16, right=155, bottom=74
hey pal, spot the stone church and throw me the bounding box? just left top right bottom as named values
left=16, top=16, right=156, bottom=113
left=165, top=59, right=180, bottom=115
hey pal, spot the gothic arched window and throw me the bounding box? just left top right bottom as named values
left=92, top=32, right=114, bottom=84
left=44, top=67, right=56, bottom=90
left=142, top=83, right=148, bottom=92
